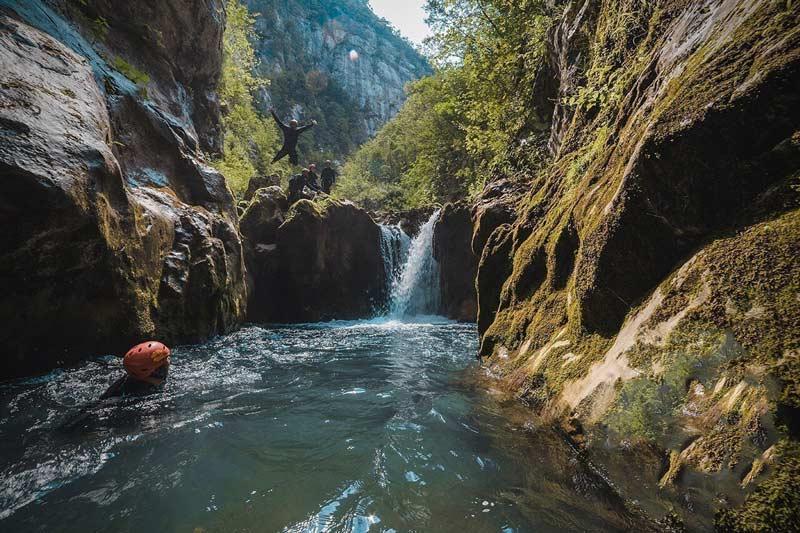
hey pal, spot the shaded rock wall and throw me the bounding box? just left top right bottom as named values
left=432, top=203, right=477, bottom=322
left=472, top=0, right=800, bottom=526
left=241, top=195, right=386, bottom=322
left=0, top=1, right=246, bottom=378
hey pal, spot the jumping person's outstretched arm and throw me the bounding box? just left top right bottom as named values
left=297, top=120, right=317, bottom=133
left=270, top=108, right=287, bottom=130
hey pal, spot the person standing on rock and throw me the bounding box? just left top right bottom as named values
left=288, top=171, right=308, bottom=205
left=321, top=160, right=337, bottom=194
left=307, top=164, right=322, bottom=192
left=270, top=107, right=316, bottom=165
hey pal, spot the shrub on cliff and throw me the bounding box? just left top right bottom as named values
left=213, top=0, right=287, bottom=194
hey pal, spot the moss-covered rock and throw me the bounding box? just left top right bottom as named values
left=473, top=0, right=800, bottom=524
left=247, top=198, right=387, bottom=322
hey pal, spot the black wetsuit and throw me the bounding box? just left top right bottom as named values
left=288, top=173, right=306, bottom=204
left=59, top=371, right=167, bottom=431
left=306, top=171, right=321, bottom=192
left=271, top=110, right=315, bottom=165
left=321, top=167, right=336, bottom=194
left=100, top=375, right=163, bottom=399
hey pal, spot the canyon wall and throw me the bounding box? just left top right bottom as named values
left=244, top=0, right=431, bottom=155
left=0, top=0, right=247, bottom=378
left=471, top=0, right=800, bottom=528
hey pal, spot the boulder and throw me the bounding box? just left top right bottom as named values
left=240, top=186, right=289, bottom=247
left=246, top=198, right=387, bottom=322
left=433, top=203, right=478, bottom=322
left=244, top=175, right=282, bottom=201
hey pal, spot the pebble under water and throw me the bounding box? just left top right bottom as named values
left=0, top=319, right=650, bottom=532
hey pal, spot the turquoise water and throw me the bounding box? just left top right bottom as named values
left=0, top=319, right=645, bottom=532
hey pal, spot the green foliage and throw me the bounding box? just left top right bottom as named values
left=212, top=0, right=286, bottom=195
left=563, top=0, right=656, bottom=112
left=339, top=0, right=554, bottom=210
left=336, top=71, right=473, bottom=210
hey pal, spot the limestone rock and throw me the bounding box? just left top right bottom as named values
left=244, top=175, right=282, bottom=201
left=240, top=186, right=289, bottom=247
left=246, top=198, right=386, bottom=322
left=378, top=207, right=436, bottom=238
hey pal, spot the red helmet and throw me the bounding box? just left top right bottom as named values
left=123, top=341, right=171, bottom=380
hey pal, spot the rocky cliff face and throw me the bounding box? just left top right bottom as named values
left=244, top=0, right=430, bottom=153
left=472, top=0, right=800, bottom=528
left=0, top=0, right=247, bottom=378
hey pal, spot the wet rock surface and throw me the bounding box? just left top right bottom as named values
left=376, top=207, right=436, bottom=238
left=0, top=2, right=246, bottom=378
left=243, top=198, right=386, bottom=322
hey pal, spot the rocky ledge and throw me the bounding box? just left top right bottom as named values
left=241, top=190, right=387, bottom=322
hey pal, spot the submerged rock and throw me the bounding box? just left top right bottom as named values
left=0, top=2, right=246, bottom=378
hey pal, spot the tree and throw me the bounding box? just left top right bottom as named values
left=213, top=0, right=287, bottom=195
left=338, top=0, right=554, bottom=210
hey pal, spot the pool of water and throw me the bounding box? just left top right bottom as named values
left=0, top=319, right=649, bottom=532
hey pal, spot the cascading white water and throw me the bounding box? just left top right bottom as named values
left=379, top=224, right=411, bottom=300
left=387, top=211, right=441, bottom=317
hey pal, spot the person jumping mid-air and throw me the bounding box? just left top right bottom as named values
left=270, top=107, right=316, bottom=165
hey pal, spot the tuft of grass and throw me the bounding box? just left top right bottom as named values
left=111, top=56, right=150, bottom=95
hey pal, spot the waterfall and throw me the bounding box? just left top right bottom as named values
left=379, top=224, right=411, bottom=299
left=386, top=211, right=441, bottom=317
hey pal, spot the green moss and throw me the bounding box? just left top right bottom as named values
left=284, top=196, right=342, bottom=223
left=110, top=56, right=150, bottom=94
left=653, top=2, right=800, bottom=136
left=715, top=440, right=800, bottom=532
left=605, top=321, right=733, bottom=441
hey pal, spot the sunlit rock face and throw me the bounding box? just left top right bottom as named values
left=0, top=1, right=247, bottom=378
left=244, top=0, right=430, bottom=145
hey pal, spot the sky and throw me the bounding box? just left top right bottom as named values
left=369, top=0, right=432, bottom=46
